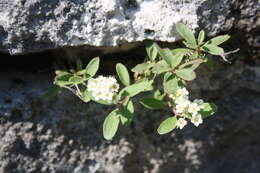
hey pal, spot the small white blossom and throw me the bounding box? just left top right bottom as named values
left=174, top=95, right=190, bottom=114
left=177, top=88, right=189, bottom=97
left=176, top=104, right=186, bottom=114
left=176, top=118, right=187, bottom=129
left=188, top=102, right=201, bottom=116
left=169, top=94, right=175, bottom=100
left=191, top=114, right=203, bottom=127
left=87, top=75, right=119, bottom=103
left=175, top=95, right=190, bottom=106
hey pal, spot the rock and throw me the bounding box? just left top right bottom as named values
left=0, top=56, right=260, bottom=172
left=0, top=0, right=259, bottom=55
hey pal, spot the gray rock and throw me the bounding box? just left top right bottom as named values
left=0, top=0, right=259, bottom=55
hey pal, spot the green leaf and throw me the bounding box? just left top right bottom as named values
left=81, top=89, right=91, bottom=103
left=157, top=116, right=177, bottom=135
left=103, top=109, right=120, bottom=140
left=202, top=44, right=224, bottom=55
left=176, top=23, right=197, bottom=48
left=75, top=85, right=91, bottom=103
left=171, top=53, right=185, bottom=68
left=140, top=98, right=166, bottom=110
left=175, top=68, right=196, bottom=81
left=131, top=62, right=151, bottom=73
left=55, top=70, right=70, bottom=76
left=158, top=48, right=178, bottom=68
left=178, top=59, right=204, bottom=70
left=85, top=57, right=100, bottom=77
left=163, top=74, right=181, bottom=94
left=153, top=89, right=165, bottom=101
left=54, top=73, right=74, bottom=86
left=120, top=80, right=153, bottom=97
left=158, top=48, right=184, bottom=68
left=69, top=76, right=84, bottom=84
left=152, top=60, right=171, bottom=74
left=116, top=63, right=130, bottom=86
left=199, top=103, right=217, bottom=118
left=163, top=72, right=172, bottom=83
left=197, top=30, right=205, bottom=45
left=119, top=100, right=134, bottom=125
left=208, top=35, right=230, bottom=45
left=172, top=48, right=192, bottom=55
left=146, top=41, right=159, bottom=61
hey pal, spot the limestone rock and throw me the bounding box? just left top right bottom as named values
left=0, top=0, right=259, bottom=55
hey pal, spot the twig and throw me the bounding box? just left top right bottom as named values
left=75, top=84, right=82, bottom=97
left=220, top=48, right=240, bottom=63
left=178, top=58, right=204, bottom=69
left=63, top=86, right=85, bottom=102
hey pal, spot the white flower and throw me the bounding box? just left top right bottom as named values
left=191, top=114, right=203, bottom=127
left=188, top=102, right=201, bottom=115
left=176, top=104, right=186, bottom=114
left=176, top=118, right=187, bottom=129
left=175, top=95, right=190, bottom=114
left=177, top=88, right=189, bottom=97
left=175, top=95, right=190, bottom=106
left=169, top=94, right=175, bottom=100
left=87, top=75, right=119, bottom=103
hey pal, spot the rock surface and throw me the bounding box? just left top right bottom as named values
left=0, top=0, right=259, bottom=55
left=0, top=56, right=260, bottom=173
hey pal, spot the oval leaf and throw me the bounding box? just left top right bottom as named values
left=158, top=48, right=175, bottom=67
left=119, top=100, right=134, bottom=125
left=146, top=41, right=159, bottom=61
left=153, top=89, right=165, bottom=101
left=172, top=53, right=185, bottom=68
left=202, top=44, right=224, bottom=55
left=172, top=48, right=192, bottom=55
left=175, top=68, right=196, bottom=81
left=120, top=80, right=153, bottom=97
left=103, top=109, right=120, bottom=140
left=163, top=75, right=182, bottom=94
left=140, top=98, right=166, bottom=110
left=69, top=76, right=84, bottom=84
left=54, top=73, right=74, bottom=86
left=116, top=63, right=130, bottom=86
left=131, top=62, right=151, bottom=73
left=208, top=35, right=230, bottom=45
left=176, top=23, right=197, bottom=48
left=198, top=30, right=205, bottom=45
left=85, top=57, right=100, bottom=77
left=157, top=117, right=177, bottom=135
left=159, top=48, right=184, bottom=68
left=152, top=60, right=171, bottom=74
left=199, top=103, right=217, bottom=118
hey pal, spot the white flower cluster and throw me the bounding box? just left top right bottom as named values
left=170, top=87, right=205, bottom=129
left=87, top=76, right=119, bottom=103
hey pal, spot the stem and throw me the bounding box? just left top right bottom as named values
left=178, top=58, right=204, bottom=69
left=63, top=86, right=86, bottom=102
left=220, top=48, right=240, bottom=63
left=116, top=96, right=129, bottom=108
left=75, top=84, right=82, bottom=97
